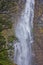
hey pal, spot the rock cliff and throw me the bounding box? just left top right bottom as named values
left=33, top=0, right=43, bottom=65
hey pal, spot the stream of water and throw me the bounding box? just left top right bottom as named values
left=14, top=0, right=35, bottom=65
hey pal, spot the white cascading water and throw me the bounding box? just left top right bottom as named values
left=14, top=0, right=35, bottom=65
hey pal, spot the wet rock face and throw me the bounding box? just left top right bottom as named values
left=33, top=0, right=43, bottom=65
left=39, top=0, right=43, bottom=4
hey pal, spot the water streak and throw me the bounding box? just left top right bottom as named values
left=14, top=0, right=35, bottom=65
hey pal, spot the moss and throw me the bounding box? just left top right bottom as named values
left=8, top=35, right=16, bottom=43
left=0, top=14, right=14, bottom=65
left=0, top=60, right=13, bottom=65
left=0, top=1, right=19, bottom=65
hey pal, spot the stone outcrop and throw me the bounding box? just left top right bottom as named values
left=33, top=0, right=43, bottom=65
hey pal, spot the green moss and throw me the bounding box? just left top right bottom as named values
left=0, top=47, right=13, bottom=65
left=0, top=59, right=13, bottom=65
left=0, top=0, right=18, bottom=12
left=8, top=35, right=18, bottom=43
left=8, top=36, right=15, bottom=43
left=0, top=14, right=14, bottom=65
left=0, top=1, right=19, bottom=64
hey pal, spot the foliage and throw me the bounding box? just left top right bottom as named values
left=0, top=0, right=18, bottom=13
left=8, top=36, right=15, bottom=43
left=8, top=35, right=18, bottom=43
left=0, top=15, right=12, bottom=30
left=0, top=15, right=13, bottom=65
left=0, top=0, right=19, bottom=65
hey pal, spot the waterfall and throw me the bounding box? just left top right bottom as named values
left=14, top=0, right=35, bottom=65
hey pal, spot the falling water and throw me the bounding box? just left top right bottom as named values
left=14, top=0, right=35, bottom=65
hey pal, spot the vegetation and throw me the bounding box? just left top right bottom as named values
left=0, top=0, right=18, bottom=65
left=0, top=14, right=14, bottom=65
left=0, top=0, right=19, bottom=13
